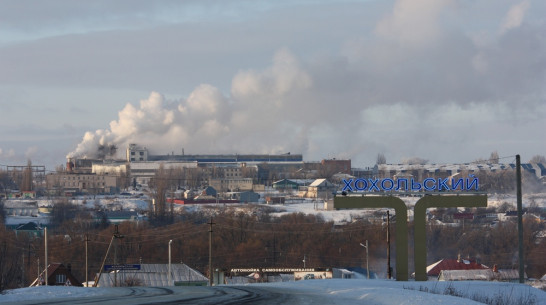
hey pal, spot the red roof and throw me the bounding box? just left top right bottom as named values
left=427, top=259, right=489, bottom=276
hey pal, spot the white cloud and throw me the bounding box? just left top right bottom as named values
left=500, top=1, right=530, bottom=34
left=374, top=0, right=453, bottom=48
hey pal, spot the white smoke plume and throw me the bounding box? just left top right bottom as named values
left=68, top=49, right=313, bottom=159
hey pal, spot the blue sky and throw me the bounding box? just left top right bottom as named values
left=0, top=0, right=545, bottom=170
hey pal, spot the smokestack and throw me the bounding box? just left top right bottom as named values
left=67, top=159, right=74, bottom=172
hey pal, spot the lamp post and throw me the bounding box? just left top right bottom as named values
left=168, top=240, right=172, bottom=286
left=360, top=241, right=369, bottom=279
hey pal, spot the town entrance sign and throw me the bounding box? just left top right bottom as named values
left=334, top=192, right=487, bottom=281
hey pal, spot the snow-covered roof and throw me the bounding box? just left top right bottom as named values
left=309, top=179, right=333, bottom=187
left=97, top=263, right=207, bottom=287
left=439, top=269, right=491, bottom=281
left=426, top=258, right=489, bottom=276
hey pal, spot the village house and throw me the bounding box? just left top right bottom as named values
left=30, top=263, right=83, bottom=287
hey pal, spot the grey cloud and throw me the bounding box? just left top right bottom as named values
left=1, top=0, right=544, bottom=168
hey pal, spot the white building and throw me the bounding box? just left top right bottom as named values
left=129, top=161, right=198, bottom=185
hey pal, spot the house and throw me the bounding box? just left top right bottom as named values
left=95, top=263, right=208, bottom=287
left=423, top=257, right=489, bottom=280
left=15, top=222, right=43, bottom=237
left=227, top=191, right=260, bottom=203
left=30, top=263, right=83, bottom=287
left=300, top=179, right=336, bottom=199
left=101, top=210, right=143, bottom=224
left=272, top=179, right=301, bottom=190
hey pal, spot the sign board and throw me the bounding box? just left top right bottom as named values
left=104, top=264, right=141, bottom=271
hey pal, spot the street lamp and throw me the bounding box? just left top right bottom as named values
left=168, top=240, right=172, bottom=286
left=360, top=241, right=369, bottom=279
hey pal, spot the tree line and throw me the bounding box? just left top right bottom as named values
left=1, top=203, right=544, bottom=291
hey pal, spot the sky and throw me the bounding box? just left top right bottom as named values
left=0, top=0, right=545, bottom=171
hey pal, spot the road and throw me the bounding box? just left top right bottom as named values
left=2, top=285, right=333, bottom=305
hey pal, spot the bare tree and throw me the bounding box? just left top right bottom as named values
left=148, top=164, right=174, bottom=225
left=0, top=226, right=23, bottom=291
left=376, top=153, right=387, bottom=165
left=489, top=151, right=499, bottom=164
left=529, top=155, right=546, bottom=164
left=50, top=198, right=82, bottom=229
left=21, top=160, right=34, bottom=192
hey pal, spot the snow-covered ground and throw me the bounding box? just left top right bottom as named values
left=4, top=192, right=546, bottom=226
left=1, top=279, right=545, bottom=304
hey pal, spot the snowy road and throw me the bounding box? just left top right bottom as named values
left=3, top=279, right=545, bottom=305
left=1, top=286, right=306, bottom=305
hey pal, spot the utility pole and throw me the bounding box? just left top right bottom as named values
left=37, top=258, right=40, bottom=286
left=168, top=240, right=172, bottom=286
left=208, top=217, right=215, bottom=286
left=44, top=227, right=48, bottom=286
left=85, top=234, right=89, bottom=287
left=360, top=241, right=369, bottom=279
left=22, top=252, right=25, bottom=287
left=516, top=155, right=524, bottom=283
left=387, top=210, right=391, bottom=279
left=93, top=225, right=123, bottom=287
left=113, top=225, right=124, bottom=287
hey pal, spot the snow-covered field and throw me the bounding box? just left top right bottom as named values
left=1, top=279, right=545, bottom=305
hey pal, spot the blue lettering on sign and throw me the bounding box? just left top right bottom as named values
left=354, top=178, right=368, bottom=191
left=342, top=179, right=353, bottom=192
left=341, top=177, right=479, bottom=192
left=368, top=179, right=380, bottom=191
left=437, top=178, right=450, bottom=191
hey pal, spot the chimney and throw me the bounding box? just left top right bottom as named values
left=67, top=160, right=74, bottom=172
left=457, top=253, right=461, bottom=263
left=492, top=264, right=498, bottom=273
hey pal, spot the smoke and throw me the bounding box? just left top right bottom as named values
left=67, top=49, right=314, bottom=159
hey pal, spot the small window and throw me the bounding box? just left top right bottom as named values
left=56, top=274, right=66, bottom=284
